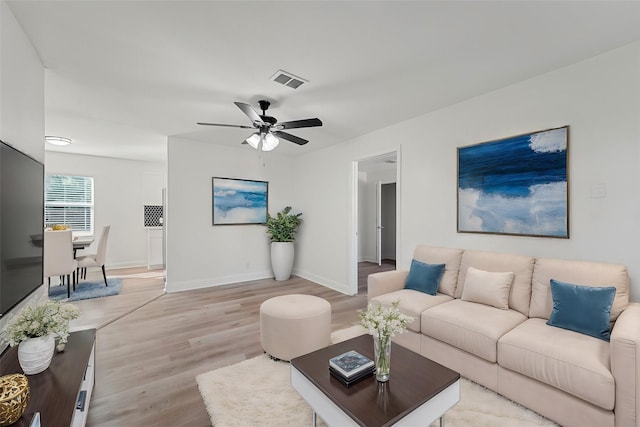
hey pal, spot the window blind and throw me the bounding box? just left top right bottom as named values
left=45, top=175, right=94, bottom=233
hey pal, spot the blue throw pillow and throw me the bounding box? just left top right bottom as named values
left=404, top=260, right=446, bottom=296
left=546, top=279, right=616, bottom=341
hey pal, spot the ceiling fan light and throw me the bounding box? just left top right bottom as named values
left=245, top=133, right=261, bottom=149
left=45, top=136, right=72, bottom=146
left=262, top=134, right=279, bottom=151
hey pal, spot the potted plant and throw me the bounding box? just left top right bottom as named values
left=0, top=300, right=80, bottom=374
left=265, top=206, right=303, bottom=281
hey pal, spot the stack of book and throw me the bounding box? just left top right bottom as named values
left=329, top=350, right=375, bottom=386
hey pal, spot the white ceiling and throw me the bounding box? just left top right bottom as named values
left=8, top=1, right=640, bottom=163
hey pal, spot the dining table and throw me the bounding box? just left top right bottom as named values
left=72, top=237, right=94, bottom=257
left=30, top=233, right=94, bottom=254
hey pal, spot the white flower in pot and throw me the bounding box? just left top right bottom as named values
left=0, top=300, right=80, bottom=374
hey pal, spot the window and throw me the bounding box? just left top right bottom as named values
left=45, top=175, right=94, bottom=235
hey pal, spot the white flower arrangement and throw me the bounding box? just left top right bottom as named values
left=358, top=300, right=414, bottom=380
left=0, top=300, right=80, bottom=347
left=358, top=300, right=414, bottom=340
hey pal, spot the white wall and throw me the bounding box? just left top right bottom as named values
left=294, top=41, right=640, bottom=299
left=0, top=2, right=44, bottom=341
left=165, top=137, right=295, bottom=292
left=293, top=143, right=403, bottom=294
left=357, top=171, right=374, bottom=262
left=0, top=2, right=43, bottom=162
left=45, top=151, right=166, bottom=269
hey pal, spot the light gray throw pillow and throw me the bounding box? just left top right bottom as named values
left=461, top=266, right=514, bottom=310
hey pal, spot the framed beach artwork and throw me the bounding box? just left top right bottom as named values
left=457, top=126, right=569, bottom=238
left=212, top=177, right=268, bottom=225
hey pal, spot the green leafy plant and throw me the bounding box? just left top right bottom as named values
left=265, top=206, right=303, bottom=242
left=0, top=300, right=80, bottom=347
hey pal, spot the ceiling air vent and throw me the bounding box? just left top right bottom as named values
left=270, top=69, right=308, bottom=89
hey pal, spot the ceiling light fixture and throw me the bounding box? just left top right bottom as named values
left=45, top=136, right=72, bottom=146
left=245, top=132, right=280, bottom=152
left=245, top=133, right=261, bottom=149
left=262, top=134, right=279, bottom=151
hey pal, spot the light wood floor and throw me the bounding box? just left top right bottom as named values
left=71, top=261, right=395, bottom=426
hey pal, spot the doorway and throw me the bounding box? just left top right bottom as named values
left=351, top=150, right=400, bottom=294
left=378, top=182, right=397, bottom=266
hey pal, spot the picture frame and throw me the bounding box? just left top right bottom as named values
left=457, top=126, right=569, bottom=238
left=212, top=177, right=268, bottom=225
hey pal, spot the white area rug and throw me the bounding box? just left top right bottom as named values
left=196, top=326, right=558, bottom=427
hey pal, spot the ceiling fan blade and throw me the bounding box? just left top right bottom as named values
left=197, top=122, right=255, bottom=129
left=277, top=118, right=323, bottom=130
left=273, top=131, right=308, bottom=146
left=234, top=102, right=265, bottom=126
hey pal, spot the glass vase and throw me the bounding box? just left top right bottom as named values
left=373, top=334, right=391, bottom=382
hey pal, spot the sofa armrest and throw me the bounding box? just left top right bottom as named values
left=611, top=302, right=640, bottom=427
left=367, top=270, right=408, bottom=302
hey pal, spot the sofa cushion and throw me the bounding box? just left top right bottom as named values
left=498, top=318, right=614, bottom=410
left=461, top=267, right=514, bottom=310
left=530, top=257, right=629, bottom=322
left=404, top=260, right=445, bottom=295
left=455, top=250, right=534, bottom=316
left=547, top=279, right=616, bottom=341
left=421, top=299, right=526, bottom=362
left=412, top=246, right=463, bottom=297
left=371, top=289, right=453, bottom=333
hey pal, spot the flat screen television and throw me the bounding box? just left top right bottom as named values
left=0, top=140, right=44, bottom=316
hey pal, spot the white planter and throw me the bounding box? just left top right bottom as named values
left=271, top=242, right=295, bottom=281
left=18, top=334, right=55, bottom=375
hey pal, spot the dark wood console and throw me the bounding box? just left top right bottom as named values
left=0, top=329, right=96, bottom=427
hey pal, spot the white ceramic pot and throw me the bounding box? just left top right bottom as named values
left=271, top=242, right=295, bottom=281
left=18, top=334, right=55, bottom=375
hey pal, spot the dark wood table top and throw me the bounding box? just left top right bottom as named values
left=291, top=334, right=460, bottom=427
left=0, top=329, right=96, bottom=427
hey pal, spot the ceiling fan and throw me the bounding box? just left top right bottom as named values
left=197, top=100, right=322, bottom=151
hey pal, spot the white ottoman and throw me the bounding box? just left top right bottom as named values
left=260, top=294, right=332, bottom=361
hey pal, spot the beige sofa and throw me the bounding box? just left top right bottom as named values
left=368, top=245, right=640, bottom=427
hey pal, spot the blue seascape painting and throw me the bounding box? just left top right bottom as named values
left=457, top=126, right=568, bottom=238
left=212, top=177, right=268, bottom=225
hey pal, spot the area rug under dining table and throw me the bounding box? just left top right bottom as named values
left=48, top=278, right=122, bottom=302
left=196, top=326, right=558, bottom=427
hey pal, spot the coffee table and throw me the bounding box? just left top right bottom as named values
left=291, top=334, right=460, bottom=427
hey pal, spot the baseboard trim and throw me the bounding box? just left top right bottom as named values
left=105, top=261, right=148, bottom=270
left=293, top=269, right=352, bottom=296
left=165, top=271, right=273, bottom=293
left=161, top=269, right=352, bottom=296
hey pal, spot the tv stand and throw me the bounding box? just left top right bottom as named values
left=0, top=329, right=96, bottom=427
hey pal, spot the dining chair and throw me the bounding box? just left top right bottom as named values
left=44, top=229, right=78, bottom=298
left=76, top=225, right=110, bottom=287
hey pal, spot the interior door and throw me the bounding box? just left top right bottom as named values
left=381, top=183, right=397, bottom=262
left=376, top=181, right=383, bottom=266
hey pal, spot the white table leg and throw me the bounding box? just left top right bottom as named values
left=312, top=410, right=317, bottom=427
left=440, top=414, right=445, bottom=427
